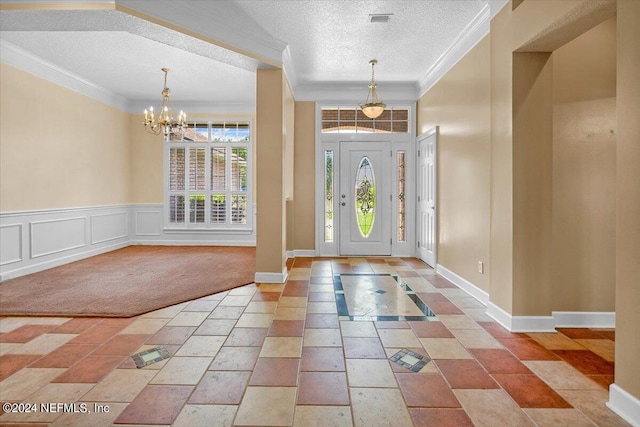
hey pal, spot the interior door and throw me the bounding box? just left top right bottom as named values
left=339, top=141, right=391, bottom=256
left=417, top=131, right=437, bottom=267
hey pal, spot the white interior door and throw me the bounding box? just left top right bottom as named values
left=339, top=141, right=391, bottom=256
left=417, top=131, right=437, bottom=267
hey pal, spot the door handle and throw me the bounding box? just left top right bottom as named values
left=341, top=202, right=346, bottom=206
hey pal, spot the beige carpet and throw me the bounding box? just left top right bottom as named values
left=0, top=246, right=256, bottom=318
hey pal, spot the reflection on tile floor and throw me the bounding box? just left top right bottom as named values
left=0, top=257, right=628, bottom=426
left=335, top=274, right=436, bottom=321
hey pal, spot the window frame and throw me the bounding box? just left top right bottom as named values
left=163, top=119, right=253, bottom=232
left=320, top=106, right=410, bottom=134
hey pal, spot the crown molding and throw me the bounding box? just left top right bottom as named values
left=1, top=40, right=257, bottom=114
left=1, top=39, right=130, bottom=111
left=418, top=4, right=491, bottom=98
left=129, top=100, right=255, bottom=116
left=295, top=81, right=419, bottom=103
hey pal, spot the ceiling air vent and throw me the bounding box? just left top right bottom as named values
left=369, top=13, right=392, bottom=23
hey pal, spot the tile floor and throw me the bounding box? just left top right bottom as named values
left=0, top=257, right=629, bottom=426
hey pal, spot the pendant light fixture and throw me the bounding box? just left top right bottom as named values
left=142, top=67, right=187, bottom=138
left=360, top=59, right=386, bottom=119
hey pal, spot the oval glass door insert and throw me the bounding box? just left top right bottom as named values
left=355, top=156, right=376, bottom=237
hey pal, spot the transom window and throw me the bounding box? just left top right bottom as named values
left=166, top=120, right=252, bottom=229
left=321, top=107, right=409, bottom=133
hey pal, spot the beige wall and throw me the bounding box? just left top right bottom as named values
left=551, top=17, right=617, bottom=312
left=416, top=36, right=491, bottom=293
left=0, top=63, right=131, bottom=211
left=255, top=68, right=286, bottom=274
left=130, top=114, right=164, bottom=203
left=615, top=0, right=640, bottom=400
left=489, top=0, right=638, bottom=403
left=292, top=101, right=316, bottom=251
left=411, top=6, right=618, bottom=313
left=283, top=77, right=295, bottom=201
left=512, top=51, right=554, bottom=315
left=489, top=0, right=616, bottom=314
left=283, top=76, right=295, bottom=251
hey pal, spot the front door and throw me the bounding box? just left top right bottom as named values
left=339, top=141, right=391, bottom=256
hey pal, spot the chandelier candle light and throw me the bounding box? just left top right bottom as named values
left=143, top=67, right=187, bottom=137
left=360, top=59, right=386, bottom=119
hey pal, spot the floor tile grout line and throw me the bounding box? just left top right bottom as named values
left=0, top=257, right=621, bottom=426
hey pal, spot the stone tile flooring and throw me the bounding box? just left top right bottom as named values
left=0, top=257, right=629, bottom=426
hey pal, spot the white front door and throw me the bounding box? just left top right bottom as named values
left=417, top=130, right=437, bottom=267
left=339, top=141, right=391, bottom=256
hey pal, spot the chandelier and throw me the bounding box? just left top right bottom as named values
left=143, top=67, right=187, bottom=137
left=359, top=59, right=386, bottom=119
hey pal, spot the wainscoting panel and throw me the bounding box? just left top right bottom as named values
left=30, top=217, right=87, bottom=259
left=0, top=205, right=130, bottom=281
left=0, top=223, right=22, bottom=266
left=135, top=209, right=162, bottom=236
left=1, top=204, right=256, bottom=281
left=91, top=211, right=128, bottom=244
left=131, top=204, right=256, bottom=246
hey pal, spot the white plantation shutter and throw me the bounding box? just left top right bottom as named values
left=165, top=120, right=251, bottom=229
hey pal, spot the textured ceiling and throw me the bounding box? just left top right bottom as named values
left=0, top=1, right=506, bottom=108
left=1, top=30, right=256, bottom=103
left=234, top=0, right=487, bottom=83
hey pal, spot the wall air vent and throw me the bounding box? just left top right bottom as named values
left=369, top=13, right=393, bottom=23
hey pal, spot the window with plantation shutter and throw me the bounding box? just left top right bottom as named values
left=165, top=120, right=252, bottom=230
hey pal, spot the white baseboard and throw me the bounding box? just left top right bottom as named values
left=607, top=384, right=640, bottom=427
left=286, top=249, right=316, bottom=260
left=131, top=240, right=255, bottom=247
left=436, top=264, right=489, bottom=306
left=435, top=265, right=567, bottom=333
left=486, top=301, right=556, bottom=332
left=553, top=311, right=616, bottom=328
left=511, top=316, right=557, bottom=333
left=487, top=303, right=615, bottom=333
left=403, top=263, right=616, bottom=334
left=0, top=241, right=128, bottom=282
left=255, top=267, right=288, bottom=284
left=486, top=301, right=515, bottom=331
